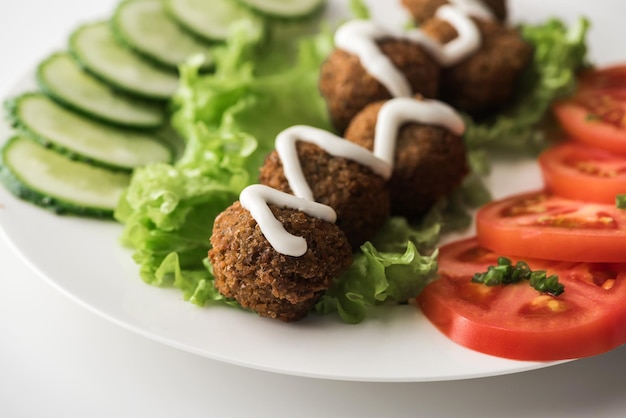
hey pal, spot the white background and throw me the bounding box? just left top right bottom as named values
left=2, top=0, right=626, bottom=417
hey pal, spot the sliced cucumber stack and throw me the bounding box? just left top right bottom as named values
left=69, top=21, right=180, bottom=100
left=235, top=0, right=326, bottom=19
left=7, top=93, right=174, bottom=171
left=37, top=52, right=166, bottom=129
left=112, top=0, right=215, bottom=71
left=0, top=136, right=131, bottom=218
left=165, top=0, right=264, bottom=42
left=2, top=0, right=326, bottom=219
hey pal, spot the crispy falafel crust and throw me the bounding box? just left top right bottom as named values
left=421, top=17, right=532, bottom=115
left=259, top=142, right=391, bottom=248
left=319, top=39, right=440, bottom=134
left=344, top=100, right=469, bottom=219
left=401, top=0, right=508, bottom=24
left=209, top=202, right=353, bottom=322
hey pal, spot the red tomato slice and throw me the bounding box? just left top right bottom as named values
left=475, top=190, right=626, bottom=263
left=538, top=142, right=626, bottom=204
left=417, top=237, right=626, bottom=361
left=553, top=65, right=626, bottom=154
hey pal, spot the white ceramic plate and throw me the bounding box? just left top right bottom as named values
left=0, top=0, right=623, bottom=382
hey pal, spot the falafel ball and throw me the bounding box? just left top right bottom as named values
left=344, top=100, right=469, bottom=219
left=319, top=39, right=440, bottom=134
left=401, top=0, right=508, bottom=24
left=421, top=16, right=532, bottom=116
left=259, top=141, right=391, bottom=248
left=209, top=201, right=353, bottom=322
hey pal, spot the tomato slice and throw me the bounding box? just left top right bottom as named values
left=538, top=142, right=626, bottom=204
left=417, top=237, right=626, bottom=361
left=475, top=190, right=626, bottom=263
left=553, top=65, right=626, bottom=154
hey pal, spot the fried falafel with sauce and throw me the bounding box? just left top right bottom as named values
left=209, top=198, right=352, bottom=322
left=259, top=126, right=392, bottom=249
left=421, top=15, right=533, bottom=116
left=319, top=34, right=440, bottom=134
left=344, top=98, right=469, bottom=219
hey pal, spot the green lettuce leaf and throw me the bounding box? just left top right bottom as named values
left=115, top=19, right=334, bottom=306
left=313, top=179, right=487, bottom=324
left=155, top=253, right=223, bottom=304
left=315, top=242, right=438, bottom=324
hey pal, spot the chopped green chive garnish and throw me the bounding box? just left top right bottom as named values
left=472, top=257, right=564, bottom=296
left=617, top=194, right=626, bottom=209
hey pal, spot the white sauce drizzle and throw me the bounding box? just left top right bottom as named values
left=373, top=98, right=466, bottom=166
left=423, top=5, right=482, bottom=66
left=333, top=1, right=487, bottom=96
left=275, top=125, right=392, bottom=201
left=239, top=184, right=337, bottom=257
left=334, top=20, right=417, bottom=98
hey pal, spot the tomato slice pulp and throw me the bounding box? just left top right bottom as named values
left=475, top=190, right=626, bottom=263
left=553, top=65, right=626, bottom=154
left=417, top=237, right=626, bottom=361
left=539, top=142, right=626, bottom=204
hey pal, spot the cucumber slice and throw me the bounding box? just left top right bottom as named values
left=69, top=21, right=179, bottom=100
left=0, top=136, right=131, bottom=218
left=235, top=0, right=326, bottom=19
left=6, top=93, right=174, bottom=171
left=165, top=0, right=264, bottom=42
left=37, top=52, right=166, bottom=129
left=112, top=0, right=215, bottom=71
